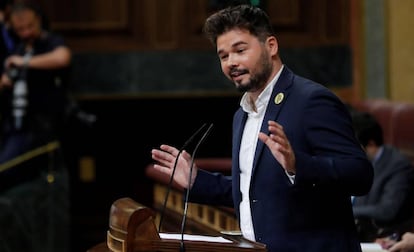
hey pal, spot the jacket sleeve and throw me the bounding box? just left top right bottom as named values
left=293, top=86, right=374, bottom=196
left=188, top=169, right=234, bottom=207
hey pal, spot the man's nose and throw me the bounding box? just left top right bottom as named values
left=226, top=54, right=238, bottom=67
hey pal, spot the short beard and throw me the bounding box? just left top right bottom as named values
left=236, top=50, right=273, bottom=93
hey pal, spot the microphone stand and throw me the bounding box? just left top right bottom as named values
left=157, top=123, right=207, bottom=233
left=180, top=123, right=214, bottom=252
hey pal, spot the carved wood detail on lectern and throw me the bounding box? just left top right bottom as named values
left=107, top=198, right=160, bottom=252
left=89, top=197, right=267, bottom=252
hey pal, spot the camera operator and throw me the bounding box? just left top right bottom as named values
left=0, top=2, right=71, bottom=164
left=0, top=3, right=73, bottom=251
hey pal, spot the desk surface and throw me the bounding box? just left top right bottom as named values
left=361, top=243, right=387, bottom=252
left=88, top=242, right=387, bottom=252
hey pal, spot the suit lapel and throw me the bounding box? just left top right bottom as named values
left=252, top=67, right=294, bottom=172
left=233, top=109, right=248, bottom=169
left=232, top=108, right=247, bottom=205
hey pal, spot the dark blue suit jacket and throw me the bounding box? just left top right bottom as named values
left=189, top=67, right=373, bottom=252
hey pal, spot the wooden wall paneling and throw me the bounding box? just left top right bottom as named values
left=32, top=0, right=356, bottom=99
left=331, top=0, right=361, bottom=104
left=322, top=0, right=354, bottom=103
left=265, top=0, right=354, bottom=102
left=147, top=0, right=181, bottom=49
left=267, top=0, right=301, bottom=26
left=323, top=0, right=349, bottom=43
left=41, top=0, right=128, bottom=30
left=37, top=0, right=153, bottom=52
left=35, top=0, right=351, bottom=51
left=180, top=0, right=349, bottom=49
left=267, top=0, right=319, bottom=47
left=348, top=0, right=364, bottom=103
left=179, top=0, right=213, bottom=49
left=266, top=0, right=349, bottom=47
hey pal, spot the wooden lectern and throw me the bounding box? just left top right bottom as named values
left=88, top=197, right=267, bottom=252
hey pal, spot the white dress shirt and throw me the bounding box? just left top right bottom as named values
left=238, top=66, right=283, bottom=241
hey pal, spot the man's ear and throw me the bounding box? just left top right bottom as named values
left=266, top=36, right=279, bottom=56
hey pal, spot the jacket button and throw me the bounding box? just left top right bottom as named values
left=252, top=199, right=258, bottom=203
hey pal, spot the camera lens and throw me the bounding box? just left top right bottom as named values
left=7, top=67, right=19, bottom=80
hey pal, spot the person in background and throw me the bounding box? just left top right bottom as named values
left=0, top=3, right=72, bottom=252
left=1, top=0, right=48, bottom=73
left=151, top=4, right=373, bottom=252
left=351, top=111, right=414, bottom=242
left=0, top=1, right=71, bottom=164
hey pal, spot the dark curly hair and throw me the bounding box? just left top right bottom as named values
left=203, top=4, right=275, bottom=46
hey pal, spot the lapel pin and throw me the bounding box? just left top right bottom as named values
left=274, top=93, right=284, bottom=105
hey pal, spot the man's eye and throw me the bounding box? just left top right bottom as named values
left=220, top=55, right=228, bottom=60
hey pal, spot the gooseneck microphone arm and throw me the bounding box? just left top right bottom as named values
left=157, top=123, right=207, bottom=233
left=180, top=123, right=214, bottom=252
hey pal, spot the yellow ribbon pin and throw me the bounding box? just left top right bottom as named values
left=274, top=93, right=284, bottom=105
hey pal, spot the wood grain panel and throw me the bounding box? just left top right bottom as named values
left=149, top=0, right=181, bottom=49
left=36, top=0, right=153, bottom=52
left=39, top=0, right=128, bottom=31
left=266, top=0, right=349, bottom=47
left=179, top=0, right=212, bottom=49
left=31, top=0, right=355, bottom=99
left=34, top=0, right=350, bottom=51
left=267, top=0, right=301, bottom=26
left=324, top=0, right=349, bottom=42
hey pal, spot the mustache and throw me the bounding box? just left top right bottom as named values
left=230, top=68, right=249, bottom=76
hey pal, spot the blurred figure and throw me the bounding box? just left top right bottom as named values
left=351, top=111, right=414, bottom=242
left=0, top=1, right=71, bottom=164
left=0, top=3, right=72, bottom=252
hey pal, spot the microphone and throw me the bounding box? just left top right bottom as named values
left=180, top=123, right=214, bottom=252
left=157, top=123, right=208, bottom=233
